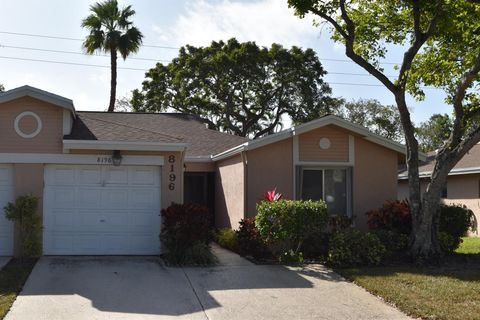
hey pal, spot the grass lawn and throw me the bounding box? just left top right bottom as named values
left=0, top=259, right=36, bottom=319
left=337, top=237, right=480, bottom=320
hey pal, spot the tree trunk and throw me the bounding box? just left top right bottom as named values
left=393, top=93, right=441, bottom=260
left=108, top=49, right=117, bottom=112
left=409, top=148, right=453, bottom=259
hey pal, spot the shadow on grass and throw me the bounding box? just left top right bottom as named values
left=337, top=253, right=480, bottom=282
left=0, top=259, right=37, bottom=319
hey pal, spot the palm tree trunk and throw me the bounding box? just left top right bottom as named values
left=108, top=49, right=117, bottom=112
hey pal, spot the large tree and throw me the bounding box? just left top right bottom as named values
left=0, top=84, right=4, bottom=92
left=82, top=0, right=143, bottom=112
left=334, top=99, right=404, bottom=142
left=131, top=38, right=338, bottom=138
left=416, top=114, right=453, bottom=153
left=288, top=0, right=480, bottom=259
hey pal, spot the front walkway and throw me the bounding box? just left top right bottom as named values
left=5, top=245, right=411, bottom=320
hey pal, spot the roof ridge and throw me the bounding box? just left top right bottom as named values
left=80, top=113, right=184, bottom=142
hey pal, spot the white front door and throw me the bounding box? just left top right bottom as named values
left=0, top=165, right=14, bottom=256
left=43, top=165, right=161, bottom=255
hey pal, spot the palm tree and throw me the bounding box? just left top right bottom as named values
left=82, top=0, right=143, bottom=112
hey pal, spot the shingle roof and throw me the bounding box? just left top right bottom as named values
left=64, top=112, right=247, bottom=158
left=398, top=144, right=480, bottom=177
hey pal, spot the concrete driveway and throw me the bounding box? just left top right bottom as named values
left=6, top=246, right=411, bottom=320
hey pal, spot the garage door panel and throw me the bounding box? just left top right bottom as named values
left=104, top=167, right=129, bottom=184
left=0, top=166, right=14, bottom=256
left=102, top=189, right=129, bottom=209
left=77, top=167, right=102, bottom=185
left=129, top=189, right=159, bottom=209
left=129, top=167, right=158, bottom=185
left=46, top=188, right=76, bottom=208
left=44, top=165, right=161, bottom=255
left=76, top=188, right=102, bottom=208
left=45, top=166, right=76, bottom=186
left=45, top=210, right=75, bottom=231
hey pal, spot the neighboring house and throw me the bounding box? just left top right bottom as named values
left=398, top=145, right=480, bottom=236
left=0, top=86, right=413, bottom=256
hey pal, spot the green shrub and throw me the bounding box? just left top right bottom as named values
left=181, top=242, right=217, bottom=266
left=372, top=229, right=409, bottom=257
left=256, top=200, right=328, bottom=256
left=216, top=228, right=238, bottom=252
left=279, top=250, right=304, bottom=264
left=300, top=232, right=330, bottom=260
left=160, top=203, right=214, bottom=266
left=236, top=217, right=270, bottom=259
left=438, top=232, right=458, bottom=253
left=4, top=195, right=42, bottom=258
left=327, top=230, right=386, bottom=267
left=440, top=204, right=477, bottom=239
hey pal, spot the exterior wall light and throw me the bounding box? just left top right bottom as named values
left=112, top=150, right=123, bottom=166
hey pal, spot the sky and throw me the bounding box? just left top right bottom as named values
left=0, top=0, right=452, bottom=124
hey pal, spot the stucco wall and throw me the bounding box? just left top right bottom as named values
left=398, top=175, right=480, bottom=236
left=0, top=97, right=63, bottom=153
left=354, top=137, right=398, bottom=230
left=246, top=138, right=293, bottom=216
left=298, top=125, right=349, bottom=162
left=13, top=163, right=44, bottom=256
left=215, top=154, right=245, bottom=229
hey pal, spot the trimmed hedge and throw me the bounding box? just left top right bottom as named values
left=328, top=230, right=386, bottom=267
left=256, top=199, right=328, bottom=258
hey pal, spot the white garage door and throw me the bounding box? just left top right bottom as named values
left=43, top=165, right=161, bottom=255
left=0, top=165, right=14, bottom=256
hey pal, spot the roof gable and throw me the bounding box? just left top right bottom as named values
left=0, top=85, right=75, bottom=116
left=212, top=115, right=426, bottom=161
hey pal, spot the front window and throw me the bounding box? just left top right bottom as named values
left=299, top=167, right=351, bottom=216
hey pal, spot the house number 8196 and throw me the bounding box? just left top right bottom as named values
left=168, top=155, right=176, bottom=190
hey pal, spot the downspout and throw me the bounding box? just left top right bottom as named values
left=241, top=150, right=248, bottom=219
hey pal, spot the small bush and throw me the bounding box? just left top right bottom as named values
left=327, top=230, right=386, bottom=267
left=366, top=200, right=412, bottom=235
left=160, top=203, right=214, bottom=265
left=372, top=229, right=409, bottom=257
left=256, top=199, right=329, bottom=256
left=279, top=250, right=304, bottom=264
left=236, top=217, right=270, bottom=259
left=438, top=232, right=458, bottom=253
left=329, top=215, right=353, bottom=233
left=181, top=242, right=217, bottom=266
left=300, top=232, right=330, bottom=260
left=216, top=228, right=238, bottom=252
left=4, top=195, right=42, bottom=258
left=440, top=204, right=477, bottom=239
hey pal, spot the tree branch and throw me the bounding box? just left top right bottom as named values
left=448, top=50, right=480, bottom=146
left=336, top=0, right=397, bottom=92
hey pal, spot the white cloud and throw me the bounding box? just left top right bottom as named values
left=158, top=0, right=318, bottom=48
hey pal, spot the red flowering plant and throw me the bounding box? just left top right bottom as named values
left=263, top=187, right=283, bottom=202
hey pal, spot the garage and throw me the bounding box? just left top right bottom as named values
left=43, top=165, right=161, bottom=255
left=0, top=165, right=14, bottom=256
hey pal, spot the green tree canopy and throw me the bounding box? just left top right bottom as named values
left=82, top=0, right=143, bottom=112
left=334, top=99, right=403, bottom=142
left=288, top=0, right=480, bottom=259
left=416, top=114, right=453, bottom=153
left=132, top=38, right=338, bottom=138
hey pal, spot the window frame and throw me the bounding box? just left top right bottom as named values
left=297, top=166, right=353, bottom=217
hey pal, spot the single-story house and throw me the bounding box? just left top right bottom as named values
left=0, top=85, right=414, bottom=256
left=398, top=145, right=480, bottom=235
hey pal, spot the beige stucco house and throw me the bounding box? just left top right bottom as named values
left=398, top=145, right=480, bottom=236
left=0, top=86, right=412, bottom=256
